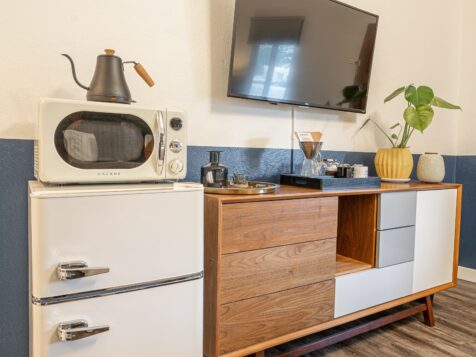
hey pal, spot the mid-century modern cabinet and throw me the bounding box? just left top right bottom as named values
left=204, top=182, right=461, bottom=357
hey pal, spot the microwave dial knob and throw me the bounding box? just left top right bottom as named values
left=169, top=139, right=183, bottom=153
left=169, top=159, right=184, bottom=174
left=170, top=117, right=183, bottom=131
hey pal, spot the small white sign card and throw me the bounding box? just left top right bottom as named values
left=295, top=131, right=322, bottom=142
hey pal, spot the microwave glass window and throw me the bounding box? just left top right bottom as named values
left=54, top=111, right=154, bottom=169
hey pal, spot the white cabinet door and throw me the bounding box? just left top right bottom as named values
left=413, top=189, right=457, bottom=293
left=31, top=279, right=203, bottom=357
left=334, top=262, right=414, bottom=318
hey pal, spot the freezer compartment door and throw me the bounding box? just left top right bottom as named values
left=30, top=278, right=203, bottom=357
left=30, top=189, right=203, bottom=298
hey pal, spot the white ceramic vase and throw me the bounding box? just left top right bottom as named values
left=417, top=152, right=445, bottom=183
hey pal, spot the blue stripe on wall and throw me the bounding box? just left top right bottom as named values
left=187, top=146, right=382, bottom=183
left=187, top=146, right=458, bottom=183
left=0, top=138, right=470, bottom=356
left=456, top=156, right=476, bottom=268
left=0, top=139, right=34, bottom=357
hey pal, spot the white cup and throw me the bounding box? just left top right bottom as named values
left=353, top=165, right=368, bottom=178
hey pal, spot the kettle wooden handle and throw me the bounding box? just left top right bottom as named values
left=134, top=63, right=155, bottom=87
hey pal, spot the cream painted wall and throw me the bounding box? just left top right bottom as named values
left=0, top=0, right=464, bottom=155
left=456, top=0, right=476, bottom=156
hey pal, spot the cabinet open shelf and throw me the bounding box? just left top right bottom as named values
left=336, top=194, right=378, bottom=276
left=335, top=254, right=372, bottom=276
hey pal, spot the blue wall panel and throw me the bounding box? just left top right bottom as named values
left=0, top=139, right=34, bottom=357
left=456, top=156, right=476, bottom=269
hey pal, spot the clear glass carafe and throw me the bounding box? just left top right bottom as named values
left=299, top=141, right=324, bottom=177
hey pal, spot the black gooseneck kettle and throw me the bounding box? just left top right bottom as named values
left=62, top=49, right=155, bottom=104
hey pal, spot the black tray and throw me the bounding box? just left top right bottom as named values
left=280, top=174, right=381, bottom=191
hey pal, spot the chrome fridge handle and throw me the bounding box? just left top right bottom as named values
left=156, top=111, right=166, bottom=175
left=57, top=261, right=110, bottom=280
left=58, top=320, right=109, bottom=342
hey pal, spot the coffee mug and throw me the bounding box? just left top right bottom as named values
left=353, top=165, right=368, bottom=178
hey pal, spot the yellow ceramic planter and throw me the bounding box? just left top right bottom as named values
left=374, top=148, right=413, bottom=179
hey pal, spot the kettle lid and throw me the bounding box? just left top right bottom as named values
left=103, top=49, right=118, bottom=57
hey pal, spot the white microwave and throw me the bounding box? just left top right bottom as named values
left=35, top=98, right=187, bottom=184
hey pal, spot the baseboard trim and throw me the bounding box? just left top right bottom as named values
left=458, top=266, right=476, bottom=283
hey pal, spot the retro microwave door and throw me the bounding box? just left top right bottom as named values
left=38, top=99, right=164, bottom=183
left=55, top=111, right=155, bottom=170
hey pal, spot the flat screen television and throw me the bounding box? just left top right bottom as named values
left=228, top=0, right=379, bottom=113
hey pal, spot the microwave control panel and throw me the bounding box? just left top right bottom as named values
left=165, top=110, right=187, bottom=179
left=170, top=117, right=183, bottom=131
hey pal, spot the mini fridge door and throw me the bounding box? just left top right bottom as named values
left=30, top=278, right=203, bottom=357
left=29, top=182, right=203, bottom=299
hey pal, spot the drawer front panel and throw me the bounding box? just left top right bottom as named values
left=31, top=279, right=203, bottom=357
left=334, top=262, right=413, bottom=318
left=30, top=190, right=203, bottom=298
left=219, top=280, right=335, bottom=354
left=377, top=192, right=417, bottom=230
left=220, top=239, right=336, bottom=304
left=222, top=197, right=338, bottom=254
left=376, top=226, right=415, bottom=268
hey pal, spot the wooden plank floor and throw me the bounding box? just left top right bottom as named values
left=268, top=280, right=476, bottom=357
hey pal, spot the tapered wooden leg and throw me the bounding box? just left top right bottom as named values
left=254, top=351, right=265, bottom=357
left=423, top=295, right=435, bottom=327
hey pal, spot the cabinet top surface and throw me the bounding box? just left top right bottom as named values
left=205, top=181, right=461, bottom=203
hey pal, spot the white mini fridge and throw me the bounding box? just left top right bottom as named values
left=28, top=181, right=204, bottom=357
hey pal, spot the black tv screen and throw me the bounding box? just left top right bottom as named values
left=228, top=0, right=379, bottom=113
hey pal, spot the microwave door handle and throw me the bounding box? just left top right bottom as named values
left=156, top=111, right=166, bottom=175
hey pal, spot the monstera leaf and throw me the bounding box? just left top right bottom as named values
left=384, top=86, right=406, bottom=103
left=375, top=84, right=461, bottom=148
left=404, top=104, right=435, bottom=132
left=431, top=96, right=462, bottom=110
left=404, top=85, right=434, bottom=106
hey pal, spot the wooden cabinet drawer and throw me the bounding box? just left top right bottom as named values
left=220, top=239, right=336, bottom=304
left=219, top=280, right=335, bottom=354
left=222, top=197, right=338, bottom=254
left=377, top=192, right=417, bottom=230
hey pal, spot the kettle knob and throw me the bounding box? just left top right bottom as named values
left=104, top=49, right=115, bottom=56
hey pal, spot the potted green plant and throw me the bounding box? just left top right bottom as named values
left=361, top=84, right=461, bottom=180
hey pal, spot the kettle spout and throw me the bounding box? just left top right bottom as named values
left=61, top=54, right=89, bottom=90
